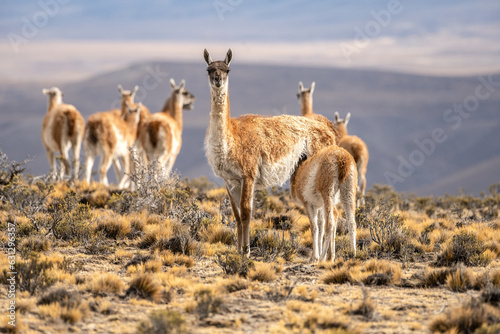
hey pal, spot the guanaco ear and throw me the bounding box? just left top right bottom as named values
left=310, top=82, right=315, bottom=94
left=42, top=88, right=49, bottom=95
left=170, top=78, right=176, bottom=89
left=131, top=85, right=139, bottom=97
left=204, top=49, right=212, bottom=65
left=118, top=85, right=124, bottom=94
left=344, top=112, right=351, bottom=126
left=224, top=48, right=232, bottom=66
left=334, top=111, right=340, bottom=122
left=179, top=80, right=185, bottom=90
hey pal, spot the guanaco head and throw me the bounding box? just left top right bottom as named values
left=125, top=101, right=142, bottom=126
left=42, top=87, right=63, bottom=106
left=118, top=85, right=139, bottom=116
left=118, top=85, right=139, bottom=100
left=297, top=81, right=315, bottom=99
left=118, top=85, right=138, bottom=105
left=204, top=48, right=232, bottom=89
left=297, top=81, right=315, bottom=116
left=170, top=78, right=195, bottom=110
left=334, top=111, right=351, bottom=137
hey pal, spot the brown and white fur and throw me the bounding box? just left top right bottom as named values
left=42, top=87, right=85, bottom=180
left=84, top=99, right=142, bottom=188
left=138, top=79, right=195, bottom=177
left=334, top=112, right=369, bottom=207
left=117, top=85, right=152, bottom=140
left=291, top=146, right=357, bottom=262
left=98, top=85, right=141, bottom=181
left=204, top=49, right=337, bottom=255
left=116, top=86, right=151, bottom=188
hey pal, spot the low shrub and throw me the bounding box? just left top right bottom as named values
left=437, top=230, right=489, bottom=266
left=193, top=287, right=224, bottom=320
left=137, top=309, right=187, bottom=334
left=216, top=250, right=254, bottom=277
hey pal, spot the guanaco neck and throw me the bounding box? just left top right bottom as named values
left=47, top=95, right=62, bottom=112
left=125, top=113, right=139, bottom=142
left=300, top=93, right=313, bottom=116
left=163, top=94, right=184, bottom=130
left=208, top=85, right=232, bottom=148
left=336, top=123, right=348, bottom=139
left=121, top=96, right=134, bottom=118
left=161, top=96, right=171, bottom=113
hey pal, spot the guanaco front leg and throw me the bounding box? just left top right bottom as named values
left=239, top=178, right=255, bottom=256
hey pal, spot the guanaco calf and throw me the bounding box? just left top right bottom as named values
left=291, top=146, right=357, bottom=262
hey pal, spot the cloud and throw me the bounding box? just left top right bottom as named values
left=1, top=30, right=499, bottom=83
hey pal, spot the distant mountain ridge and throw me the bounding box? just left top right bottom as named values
left=0, top=61, right=499, bottom=195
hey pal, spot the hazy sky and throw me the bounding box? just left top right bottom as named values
left=1, top=0, right=500, bottom=81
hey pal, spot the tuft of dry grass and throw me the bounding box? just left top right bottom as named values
left=206, top=187, right=227, bottom=201
left=137, top=223, right=172, bottom=249
left=363, top=259, right=402, bottom=285
left=218, top=276, right=250, bottom=293
left=155, top=234, right=197, bottom=256
left=15, top=294, right=35, bottom=315
left=296, top=304, right=352, bottom=332
left=143, top=258, right=163, bottom=273
left=89, top=273, right=124, bottom=296
left=295, top=285, right=318, bottom=302
left=156, top=268, right=193, bottom=291
left=248, top=262, right=277, bottom=282
left=422, top=267, right=455, bottom=287
left=18, top=235, right=51, bottom=255
left=138, top=232, right=160, bottom=249
left=137, top=309, right=187, bottom=334
left=126, top=273, right=162, bottom=302
left=321, top=259, right=401, bottom=286
left=199, top=223, right=234, bottom=245
left=94, top=212, right=131, bottom=239
left=446, top=265, right=475, bottom=292
left=322, top=267, right=357, bottom=285
left=36, top=287, right=89, bottom=324
left=88, top=188, right=110, bottom=208
left=161, top=250, right=194, bottom=268
left=37, top=287, right=81, bottom=308
left=429, top=298, right=500, bottom=333
left=492, top=269, right=500, bottom=287
left=88, top=297, right=116, bottom=315
left=127, top=213, right=146, bottom=238
left=37, top=301, right=89, bottom=324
